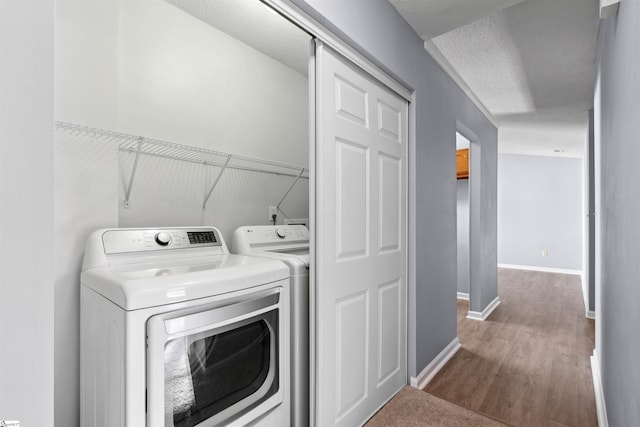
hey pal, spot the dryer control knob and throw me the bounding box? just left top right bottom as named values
left=155, top=232, right=172, bottom=246
left=275, top=229, right=286, bottom=239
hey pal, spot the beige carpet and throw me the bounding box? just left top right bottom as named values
left=365, top=386, right=510, bottom=427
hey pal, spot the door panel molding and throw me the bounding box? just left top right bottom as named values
left=315, top=41, right=408, bottom=427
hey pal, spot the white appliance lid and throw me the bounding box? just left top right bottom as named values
left=80, top=227, right=289, bottom=310
left=82, top=254, right=288, bottom=311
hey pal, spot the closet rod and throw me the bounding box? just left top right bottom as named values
left=55, top=121, right=310, bottom=178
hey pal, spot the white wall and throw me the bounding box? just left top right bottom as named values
left=0, top=1, right=55, bottom=426
left=456, top=132, right=470, bottom=295
left=498, top=153, right=583, bottom=271
left=54, top=0, right=309, bottom=424
left=118, top=0, right=309, bottom=165
left=54, top=1, right=121, bottom=426
left=456, top=179, right=469, bottom=294
left=117, top=0, right=309, bottom=243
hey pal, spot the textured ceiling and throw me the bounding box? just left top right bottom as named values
left=388, top=0, right=527, bottom=39
left=166, top=0, right=310, bottom=76
left=391, top=0, right=599, bottom=157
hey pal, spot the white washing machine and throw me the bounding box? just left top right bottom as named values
left=80, top=226, right=290, bottom=427
left=231, top=225, right=309, bottom=427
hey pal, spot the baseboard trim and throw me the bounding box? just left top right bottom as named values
left=467, top=296, right=501, bottom=321
left=456, top=292, right=469, bottom=301
left=410, top=337, right=461, bottom=390
left=498, top=263, right=582, bottom=275
left=586, top=310, right=596, bottom=319
left=591, top=350, right=609, bottom=427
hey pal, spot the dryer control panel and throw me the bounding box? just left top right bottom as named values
left=102, top=227, right=223, bottom=254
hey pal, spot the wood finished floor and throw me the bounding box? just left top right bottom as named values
left=424, top=268, right=597, bottom=427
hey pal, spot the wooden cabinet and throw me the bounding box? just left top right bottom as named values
left=457, top=148, right=469, bottom=179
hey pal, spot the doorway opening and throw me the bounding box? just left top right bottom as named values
left=456, top=131, right=470, bottom=318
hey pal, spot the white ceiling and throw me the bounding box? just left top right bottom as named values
left=390, top=0, right=600, bottom=157
left=166, top=0, right=310, bottom=76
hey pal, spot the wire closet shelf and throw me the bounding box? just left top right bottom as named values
left=55, top=121, right=309, bottom=210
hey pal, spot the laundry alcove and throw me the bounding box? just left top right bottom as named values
left=54, top=1, right=311, bottom=425
left=55, top=0, right=412, bottom=426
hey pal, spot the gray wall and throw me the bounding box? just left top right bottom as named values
left=469, top=133, right=498, bottom=312
left=457, top=179, right=470, bottom=295
left=498, top=153, right=583, bottom=271
left=291, top=0, right=498, bottom=377
left=595, top=3, right=640, bottom=425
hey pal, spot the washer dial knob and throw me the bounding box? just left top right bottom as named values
left=155, top=232, right=172, bottom=246
left=275, top=229, right=286, bottom=239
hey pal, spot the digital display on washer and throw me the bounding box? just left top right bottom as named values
left=187, top=231, right=217, bottom=245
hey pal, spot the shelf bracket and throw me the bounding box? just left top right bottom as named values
left=276, top=168, right=305, bottom=212
left=203, top=154, right=232, bottom=210
left=124, top=137, right=144, bottom=209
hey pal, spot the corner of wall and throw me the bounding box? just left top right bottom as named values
left=466, top=297, right=500, bottom=321
left=410, top=338, right=461, bottom=390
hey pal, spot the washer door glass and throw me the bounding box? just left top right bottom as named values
left=166, top=315, right=278, bottom=427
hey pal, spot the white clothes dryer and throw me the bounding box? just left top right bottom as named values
left=80, top=226, right=290, bottom=427
left=231, top=225, right=309, bottom=427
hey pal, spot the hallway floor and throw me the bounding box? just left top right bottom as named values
left=425, top=268, right=597, bottom=426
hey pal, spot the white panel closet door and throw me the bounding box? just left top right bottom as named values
left=315, top=41, right=407, bottom=427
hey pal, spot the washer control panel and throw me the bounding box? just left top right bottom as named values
left=232, top=225, right=309, bottom=253
left=252, top=226, right=307, bottom=242
left=102, top=227, right=222, bottom=254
